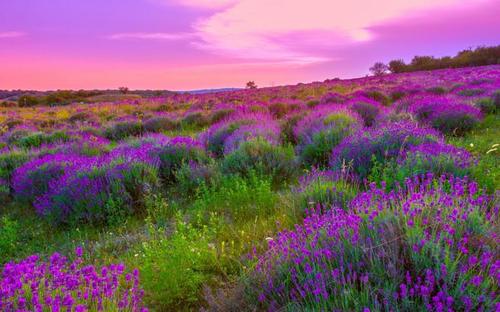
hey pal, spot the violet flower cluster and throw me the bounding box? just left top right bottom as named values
left=396, top=141, right=474, bottom=178
left=0, top=247, right=147, bottom=312
left=252, top=174, right=499, bottom=311
left=330, top=120, right=443, bottom=180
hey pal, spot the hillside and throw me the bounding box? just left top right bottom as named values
left=0, top=65, right=499, bottom=311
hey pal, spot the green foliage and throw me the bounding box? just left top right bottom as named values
left=175, top=161, right=220, bottom=197
left=13, top=131, right=71, bottom=149
left=158, top=145, right=209, bottom=185
left=458, top=88, right=486, bottom=97
left=43, top=162, right=159, bottom=227
left=139, top=213, right=220, bottom=310
left=364, top=90, right=390, bottom=106
left=431, top=113, right=478, bottom=136
left=0, top=150, right=30, bottom=183
left=143, top=116, right=178, bottom=132
left=350, top=102, right=380, bottom=126
left=281, top=112, right=306, bottom=144
left=17, top=95, right=40, bottom=107
left=18, top=90, right=103, bottom=107
left=191, top=173, right=278, bottom=220
left=104, top=120, right=144, bottom=140
left=299, top=113, right=359, bottom=168
left=475, top=97, right=498, bottom=115
left=0, top=216, right=20, bottom=262
left=448, top=114, right=500, bottom=192
left=368, top=156, right=399, bottom=191
left=181, top=112, right=211, bottom=129
left=298, top=177, right=357, bottom=211
left=426, top=86, right=447, bottom=95
left=222, top=138, right=297, bottom=187
left=209, top=109, right=235, bottom=123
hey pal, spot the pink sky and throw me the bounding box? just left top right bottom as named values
left=0, top=0, right=499, bottom=90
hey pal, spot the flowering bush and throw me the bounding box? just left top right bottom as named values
left=13, top=131, right=72, bottom=149
left=143, top=116, right=178, bottom=133
left=295, top=169, right=357, bottom=211
left=294, top=106, right=362, bottom=167
left=175, top=161, right=220, bottom=195
left=249, top=174, right=499, bottom=311
left=223, top=123, right=281, bottom=155
left=33, top=143, right=161, bottom=226
left=181, top=111, right=211, bottom=128
left=407, top=95, right=482, bottom=136
left=475, top=98, right=498, bottom=115
left=157, top=136, right=208, bottom=184
left=0, top=150, right=30, bottom=186
left=396, top=141, right=473, bottom=179
left=222, top=138, right=297, bottom=186
left=12, top=154, right=89, bottom=203
left=348, top=97, right=385, bottom=127
left=330, top=121, right=442, bottom=180
left=280, top=112, right=307, bottom=144
left=104, top=120, right=144, bottom=140
left=200, top=112, right=276, bottom=157
left=33, top=163, right=146, bottom=226
left=0, top=247, right=148, bottom=311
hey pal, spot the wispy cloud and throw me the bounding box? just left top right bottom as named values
left=0, top=31, right=25, bottom=38
left=108, top=32, right=195, bottom=40
left=187, top=0, right=483, bottom=63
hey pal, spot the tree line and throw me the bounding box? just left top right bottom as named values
left=370, top=45, right=500, bottom=76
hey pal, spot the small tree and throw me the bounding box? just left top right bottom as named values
left=246, top=81, right=257, bottom=89
left=119, top=87, right=129, bottom=94
left=388, top=59, right=406, bottom=73
left=18, top=95, right=40, bottom=107
left=369, top=62, right=388, bottom=76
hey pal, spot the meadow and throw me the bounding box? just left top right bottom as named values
left=0, top=65, right=499, bottom=311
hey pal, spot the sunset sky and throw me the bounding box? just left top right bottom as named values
left=1, top=0, right=499, bottom=91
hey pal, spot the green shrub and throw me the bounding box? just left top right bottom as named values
left=68, top=112, right=91, bottom=123
left=426, top=86, right=447, bottom=94
left=0, top=150, right=30, bottom=185
left=104, top=120, right=144, bottom=140
left=222, top=138, right=297, bottom=187
left=181, top=112, right=211, bottom=129
left=298, top=113, right=361, bottom=168
left=475, top=97, right=498, bottom=115
left=364, top=90, right=390, bottom=106
left=297, top=173, right=357, bottom=211
left=210, top=109, right=234, bottom=123
left=281, top=112, right=306, bottom=144
left=17, top=95, right=40, bottom=107
left=36, top=161, right=159, bottom=226
left=457, top=88, right=486, bottom=97
left=157, top=139, right=209, bottom=185
left=143, top=116, right=178, bottom=133
left=175, top=161, right=220, bottom=196
left=14, top=131, right=71, bottom=149
left=431, top=112, right=478, bottom=136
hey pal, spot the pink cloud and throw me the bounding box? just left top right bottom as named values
left=191, top=0, right=490, bottom=62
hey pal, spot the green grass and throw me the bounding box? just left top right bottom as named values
left=448, top=114, right=500, bottom=192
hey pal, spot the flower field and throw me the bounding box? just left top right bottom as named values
left=0, top=66, right=499, bottom=311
